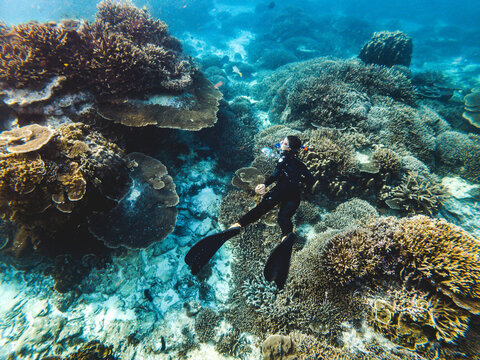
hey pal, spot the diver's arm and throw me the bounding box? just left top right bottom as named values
left=264, top=164, right=281, bottom=187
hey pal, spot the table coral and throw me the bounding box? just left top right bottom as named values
left=0, top=124, right=54, bottom=154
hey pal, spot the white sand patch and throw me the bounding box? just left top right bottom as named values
left=442, top=176, right=479, bottom=199
left=226, top=31, right=255, bottom=61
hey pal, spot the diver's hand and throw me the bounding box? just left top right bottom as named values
left=255, top=184, right=266, bottom=195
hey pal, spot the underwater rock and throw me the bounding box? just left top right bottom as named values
left=88, top=153, right=178, bottom=249
left=96, top=73, right=222, bottom=131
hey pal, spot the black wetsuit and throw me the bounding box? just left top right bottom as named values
left=238, top=151, right=315, bottom=236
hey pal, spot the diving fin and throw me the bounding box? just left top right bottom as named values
left=263, top=232, right=296, bottom=290
left=185, top=227, right=241, bottom=275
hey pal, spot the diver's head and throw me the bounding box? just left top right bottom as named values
left=281, top=135, right=301, bottom=153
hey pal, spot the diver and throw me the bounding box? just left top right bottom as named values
left=185, top=135, right=314, bottom=289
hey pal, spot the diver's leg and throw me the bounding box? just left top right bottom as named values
left=235, top=189, right=281, bottom=228
left=277, top=197, right=300, bottom=237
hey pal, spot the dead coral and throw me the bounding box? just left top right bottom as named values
left=359, top=31, right=413, bottom=67
left=379, top=171, right=446, bottom=216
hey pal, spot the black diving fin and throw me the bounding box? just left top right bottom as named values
left=185, top=227, right=241, bottom=275
left=263, top=232, right=296, bottom=290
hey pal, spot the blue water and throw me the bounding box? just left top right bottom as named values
left=1, top=0, right=480, bottom=359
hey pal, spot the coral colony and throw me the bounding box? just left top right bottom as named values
left=1, top=1, right=480, bottom=360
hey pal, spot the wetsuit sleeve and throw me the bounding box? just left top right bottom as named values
left=264, top=163, right=281, bottom=187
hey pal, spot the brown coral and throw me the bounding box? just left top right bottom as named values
left=0, top=124, right=54, bottom=154
left=0, top=1, right=196, bottom=97
left=380, top=171, right=447, bottom=216
left=395, top=215, right=480, bottom=314
left=359, top=31, right=413, bottom=67
left=462, top=91, right=480, bottom=128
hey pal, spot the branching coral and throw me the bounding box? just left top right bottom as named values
left=379, top=171, right=446, bottom=216
left=254, top=57, right=416, bottom=129
left=320, top=218, right=400, bottom=285
left=0, top=1, right=196, bottom=97
left=371, top=147, right=401, bottom=175
left=359, top=31, right=413, bottom=67
left=298, top=128, right=358, bottom=196
left=194, top=308, right=220, bottom=343
left=367, top=287, right=470, bottom=353
left=394, top=215, right=480, bottom=315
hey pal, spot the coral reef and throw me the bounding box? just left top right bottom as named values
left=253, top=57, right=416, bottom=129
left=0, top=1, right=195, bottom=97
left=261, top=334, right=295, bottom=360
left=379, top=171, right=446, bottom=216
left=359, top=31, right=413, bottom=67
left=88, top=152, right=178, bottom=249
left=0, top=122, right=129, bottom=257
left=298, top=128, right=358, bottom=197
left=42, top=340, right=118, bottom=360
left=194, top=308, right=220, bottom=343
left=436, top=131, right=480, bottom=183
left=462, top=90, right=480, bottom=128
left=371, top=147, right=401, bottom=175
left=394, top=215, right=480, bottom=315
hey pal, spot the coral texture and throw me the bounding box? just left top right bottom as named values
left=359, top=31, right=413, bottom=67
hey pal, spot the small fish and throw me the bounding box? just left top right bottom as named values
left=232, top=66, right=243, bottom=78
left=268, top=1, right=275, bottom=9
left=63, top=63, right=69, bottom=67
left=213, top=81, right=224, bottom=89
left=183, top=4, right=187, bottom=8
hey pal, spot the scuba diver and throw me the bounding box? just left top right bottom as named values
left=185, top=135, right=314, bottom=289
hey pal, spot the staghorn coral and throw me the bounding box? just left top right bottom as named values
left=379, top=171, right=446, bottom=216
left=194, top=308, right=220, bottom=343
left=320, top=218, right=400, bottom=286
left=394, top=215, right=480, bottom=315
left=359, top=31, right=413, bottom=67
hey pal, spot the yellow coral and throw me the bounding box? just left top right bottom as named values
left=395, top=215, right=480, bottom=314
left=0, top=154, right=46, bottom=195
